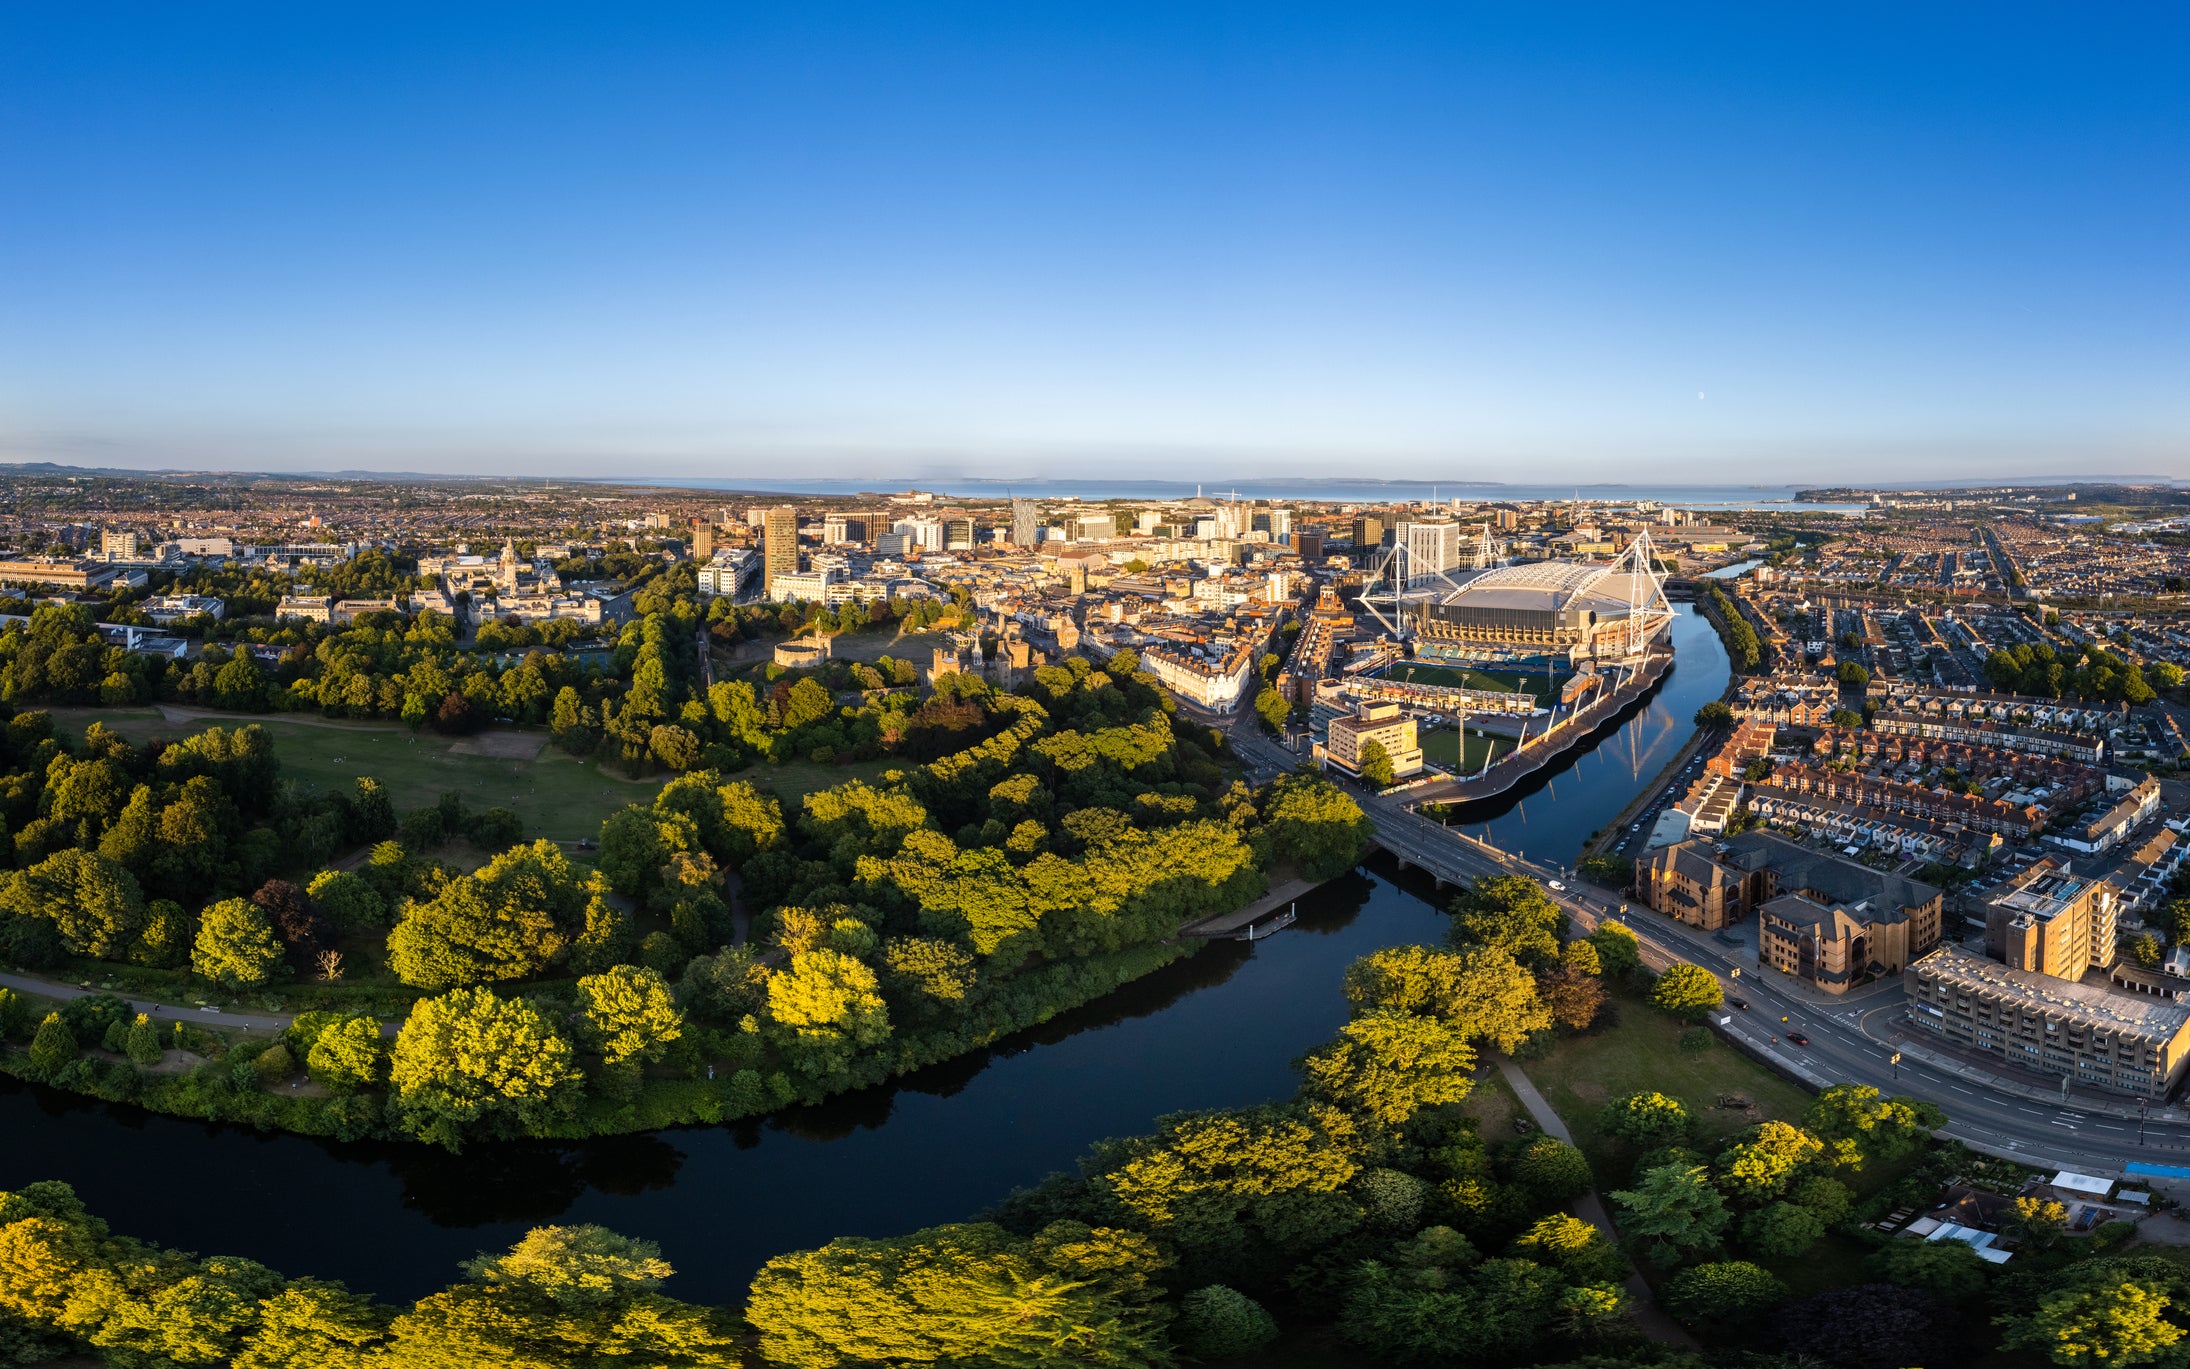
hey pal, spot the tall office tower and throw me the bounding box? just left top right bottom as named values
left=691, top=521, right=714, bottom=559
left=1268, top=507, right=1293, bottom=538
left=1011, top=498, right=1040, bottom=547
left=1397, top=519, right=1460, bottom=586
left=763, top=505, right=800, bottom=598
left=1351, top=515, right=1385, bottom=550
left=945, top=517, right=975, bottom=550
left=1295, top=528, right=1326, bottom=561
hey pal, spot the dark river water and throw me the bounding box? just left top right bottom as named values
left=0, top=607, right=1729, bottom=1306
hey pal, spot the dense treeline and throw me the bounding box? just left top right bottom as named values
left=1984, top=639, right=2163, bottom=704
left=1698, top=585, right=1761, bottom=672
left=3, top=874, right=2050, bottom=1369
left=0, top=634, right=1375, bottom=1148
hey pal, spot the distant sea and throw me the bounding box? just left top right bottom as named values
left=612, top=476, right=1870, bottom=514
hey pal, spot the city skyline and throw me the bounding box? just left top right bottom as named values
left=3, top=4, right=2186, bottom=481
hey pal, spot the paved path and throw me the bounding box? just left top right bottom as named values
left=1494, top=1058, right=1697, bottom=1348
left=0, top=969, right=297, bottom=1033
left=1176, top=878, right=1317, bottom=938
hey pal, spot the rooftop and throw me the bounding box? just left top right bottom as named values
left=1912, top=945, right=2190, bottom=1037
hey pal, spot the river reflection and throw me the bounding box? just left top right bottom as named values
left=0, top=623, right=1719, bottom=1304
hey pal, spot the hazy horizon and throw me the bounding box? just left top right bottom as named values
left=3, top=4, right=2186, bottom=482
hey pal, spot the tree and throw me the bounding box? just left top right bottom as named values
left=1587, top=921, right=1642, bottom=979
left=1837, top=660, right=1869, bottom=689
left=1695, top=701, right=1735, bottom=729
left=26, top=1013, right=75, bottom=1077
left=1537, top=965, right=1606, bottom=1030
left=1090, top=1105, right=1360, bottom=1279
left=193, top=897, right=284, bottom=988
left=1651, top=963, right=1722, bottom=1020
left=1510, top=1214, right=1628, bottom=1285
left=234, top=1280, right=391, bottom=1369
left=386, top=841, right=596, bottom=988
left=1776, top=1283, right=1958, bottom=1369
left=307, top=869, right=387, bottom=934
left=1999, top=1279, right=2184, bottom=1367
left=577, top=965, right=685, bottom=1067
left=1449, top=875, right=1565, bottom=969
left=1805, top=1084, right=1941, bottom=1166
left=123, top=1013, right=164, bottom=1068
left=304, top=1015, right=388, bottom=1093
left=1254, top=686, right=1291, bottom=734
left=252, top=878, right=328, bottom=959
left=746, top=1221, right=1172, bottom=1369
left=1255, top=774, right=1372, bottom=881
left=1740, top=1201, right=1824, bottom=1258
left=390, top=1226, right=738, bottom=1368
left=1601, top=1091, right=1690, bottom=1148
left=1506, top=1136, right=1592, bottom=1203
left=1829, top=707, right=1864, bottom=729
left=1608, top=1165, right=1730, bottom=1265
left=1716, top=1120, right=1825, bottom=1202
left=1298, top=1008, right=1475, bottom=1126
left=1341, top=944, right=1552, bottom=1053
left=765, top=949, right=891, bottom=1082
left=0, top=848, right=146, bottom=962
left=1864, top=1237, right=1991, bottom=1303
left=1176, top=1285, right=1277, bottom=1361
left=1661, top=1260, right=1786, bottom=1331
left=389, top=986, right=584, bottom=1147
left=1561, top=938, right=1601, bottom=976
left=2011, top=1195, right=2070, bottom=1252
left=1358, top=739, right=1396, bottom=789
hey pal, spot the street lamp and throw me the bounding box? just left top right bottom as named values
left=1890, top=1050, right=1901, bottom=1081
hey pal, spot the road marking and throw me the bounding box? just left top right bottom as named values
left=2017, top=1107, right=2047, bottom=1115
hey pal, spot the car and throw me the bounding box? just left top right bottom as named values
left=1547, top=880, right=1565, bottom=892
left=1728, top=997, right=1749, bottom=1010
left=1786, top=1031, right=1809, bottom=1046
left=1630, top=822, right=1642, bottom=831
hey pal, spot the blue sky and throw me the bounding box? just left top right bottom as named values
left=1, top=3, right=2184, bottom=484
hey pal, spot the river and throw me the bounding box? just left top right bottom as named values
left=0, top=608, right=1731, bottom=1306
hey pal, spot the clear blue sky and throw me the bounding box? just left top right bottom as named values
left=2, top=3, right=2184, bottom=484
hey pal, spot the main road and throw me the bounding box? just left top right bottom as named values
left=1222, top=713, right=2190, bottom=1178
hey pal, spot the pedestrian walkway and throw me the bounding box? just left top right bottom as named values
left=0, top=969, right=297, bottom=1033
left=1493, top=1058, right=1697, bottom=1348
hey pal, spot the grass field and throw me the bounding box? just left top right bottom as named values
left=1420, top=727, right=1514, bottom=773
left=46, top=706, right=664, bottom=840
left=48, top=704, right=902, bottom=835
left=1519, top=988, right=1904, bottom=1298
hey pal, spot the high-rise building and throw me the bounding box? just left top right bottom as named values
left=1985, top=861, right=2119, bottom=982
left=691, top=521, right=714, bottom=559
left=762, top=505, right=799, bottom=599
left=945, top=518, right=976, bottom=550
left=1351, top=515, right=1385, bottom=550
left=100, top=530, right=139, bottom=558
left=1011, top=498, right=1041, bottom=548
left=1397, top=519, right=1460, bottom=586
left=1295, top=528, right=1326, bottom=561
left=893, top=516, right=944, bottom=552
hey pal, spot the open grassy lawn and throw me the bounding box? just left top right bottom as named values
left=1420, top=726, right=1514, bottom=773
left=51, top=704, right=905, bottom=830
left=745, top=755, right=895, bottom=805
left=1524, top=991, right=1817, bottom=1167
left=45, top=706, right=665, bottom=840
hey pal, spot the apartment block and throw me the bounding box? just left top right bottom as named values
left=1325, top=700, right=1423, bottom=781
left=1906, top=945, right=2190, bottom=1098
left=762, top=505, right=799, bottom=599
left=1985, top=861, right=2119, bottom=982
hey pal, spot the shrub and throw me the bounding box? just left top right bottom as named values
left=27, top=1013, right=77, bottom=1078
left=1663, top=1260, right=1786, bottom=1330
left=1679, top=1026, right=1714, bottom=1053
left=1176, top=1285, right=1279, bottom=1361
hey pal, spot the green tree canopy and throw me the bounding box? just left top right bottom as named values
left=1608, top=1165, right=1730, bottom=1266
left=386, top=841, right=600, bottom=989
left=1651, top=963, right=1723, bottom=1020
left=193, top=896, right=284, bottom=988
left=389, top=986, right=584, bottom=1147
left=1448, top=875, right=1566, bottom=969
left=1298, top=1008, right=1476, bottom=1126
left=578, top=965, right=686, bottom=1067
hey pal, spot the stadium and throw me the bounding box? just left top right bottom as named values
left=1361, top=532, right=1674, bottom=675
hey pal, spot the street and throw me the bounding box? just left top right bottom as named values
left=1229, top=715, right=2190, bottom=1177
